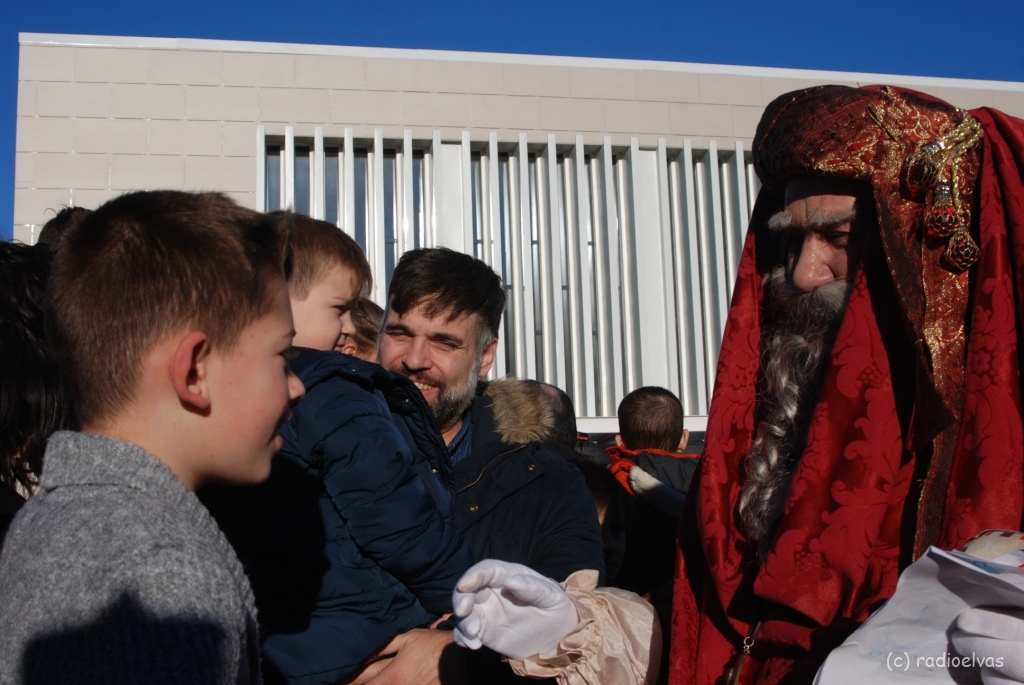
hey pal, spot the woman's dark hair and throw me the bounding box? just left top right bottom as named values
left=37, top=206, right=92, bottom=255
left=0, top=241, right=76, bottom=492
left=348, top=297, right=384, bottom=355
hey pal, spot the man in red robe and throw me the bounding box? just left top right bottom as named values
left=670, top=85, right=1024, bottom=685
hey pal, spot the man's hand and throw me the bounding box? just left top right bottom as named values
left=344, top=629, right=465, bottom=685
left=452, top=559, right=579, bottom=660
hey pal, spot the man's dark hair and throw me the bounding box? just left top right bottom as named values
left=617, top=386, right=685, bottom=452
left=37, top=206, right=92, bottom=255
left=540, top=382, right=578, bottom=449
left=0, top=241, right=76, bottom=492
left=386, top=248, right=506, bottom=347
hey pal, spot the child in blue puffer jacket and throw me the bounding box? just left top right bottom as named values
left=202, top=214, right=473, bottom=685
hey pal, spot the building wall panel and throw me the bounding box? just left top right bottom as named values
left=222, top=52, right=294, bottom=88
left=503, top=64, right=571, bottom=98
left=669, top=102, right=734, bottom=137
left=75, top=47, right=149, bottom=84
left=148, top=119, right=224, bottom=156
left=149, top=50, right=223, bottom=86
left=436, top=61, right=504, bottom=95
left=698, top=73, right=762, bottom=106
left=635, top=70, right=701, bottom=103
left=19, top=45, right=76, bottom=82
left=365, top=58, right=436, bottom=92
left=570, top=67, right=636, bottom=100
left=330, top=90, right=403, bottom=125
left=16, top=116, right=73, bottom=153
left=470, top=94, right=539, bottom=130
left=36, top=81, right=110, bottom=118
left=186, top=85, right=259, bottom=121
left=605, top=100, right=671, bottom=135
left=33, top=152, right=108, bottom=189
left=401, top=92, right=471, bottom=127
left=73, top=118, right=149, bottom=155
left=110, top=154, right=185, bottom=190
left=184, top=156, right=255, bottom=192
left=222, top=121, right=258, bottom=157
left=111, top=83, right=186, bottom=120
left=258, top=87, right=331, bottom=123
left=295, top=55, right=365, bottom=90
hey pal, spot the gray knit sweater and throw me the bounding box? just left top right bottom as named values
left=0, top=432, right=261, bottom=684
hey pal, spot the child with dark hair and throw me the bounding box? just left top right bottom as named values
left=606, top=386, right=699, bottom=680
left=0, top=191, right=304, bottom=684
left=202, top=214, right=473, bottom=685
left=608, top=386, right=695, bottom=510
left=0, top=241, right=76, bottom=547
left=336, top=297, right=384, bottom=361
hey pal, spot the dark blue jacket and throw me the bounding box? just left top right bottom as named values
left=451, top=386, right=606, bottom=584
left=631, top=450, right=700, bottom=497
left=201, top=350, right=473, bottom=685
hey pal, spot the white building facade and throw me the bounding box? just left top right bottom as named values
left=15, top=33, right=1024, bottom=429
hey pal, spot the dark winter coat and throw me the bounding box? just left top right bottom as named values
left=631, top=450, right=699, bottom=497
left=605, top=445, right=700, bottom=602
left=454, top=383, right=607, bottom=584
left=201, top=350, right=473, bottom=685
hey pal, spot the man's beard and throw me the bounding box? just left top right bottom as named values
left=391, top=361, right=481, bottom=434
left=737, top=266, right=851, bottom=552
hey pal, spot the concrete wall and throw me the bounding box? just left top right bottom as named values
left=14, top=33, right=1024, bottom=243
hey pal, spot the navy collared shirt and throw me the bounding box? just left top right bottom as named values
left=447, top=411, right=474, bottom=467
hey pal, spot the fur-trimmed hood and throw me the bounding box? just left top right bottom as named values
left=482, top=378, right=554, bottom=445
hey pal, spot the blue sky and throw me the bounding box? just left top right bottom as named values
left=5, top=0, right=1024, bottom=241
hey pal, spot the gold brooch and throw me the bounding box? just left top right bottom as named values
left=901, top=112, right=983, bottom=272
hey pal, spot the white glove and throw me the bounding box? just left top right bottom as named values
left=951, top=606, right=1024, bottom=685
left=452, top=559, right=580, bottom=660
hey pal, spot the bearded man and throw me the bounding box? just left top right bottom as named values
left=670, top=85, right=1024, bottom=685
left=377, top=247, right=604, bottom=583
left=350, top=247, right=606, bottom=685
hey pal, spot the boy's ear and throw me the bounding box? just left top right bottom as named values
left=339, top=341, right=359, bottom=357
left=678, top=429, right=690, bottom=452
left=171, top=331, right=212, bottom=412
left=614, top=434, right=623, bottom=447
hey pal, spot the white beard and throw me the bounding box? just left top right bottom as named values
left=736, top=267, right=850, bottom=551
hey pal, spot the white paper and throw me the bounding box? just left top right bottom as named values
left=814, top=547, right=1024, bottom=684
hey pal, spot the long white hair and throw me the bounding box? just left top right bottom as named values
left=737, top=266, right=850, bottom=551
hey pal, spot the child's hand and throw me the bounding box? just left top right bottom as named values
left=429, top=613, right=452, bottom=629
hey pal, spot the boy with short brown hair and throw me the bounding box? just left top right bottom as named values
left=203, top=214, right=473, bottom=685
left=0, top=190, right=305, bottom=685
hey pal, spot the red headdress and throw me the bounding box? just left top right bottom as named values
left=670, top=85, right=1024, bottom=685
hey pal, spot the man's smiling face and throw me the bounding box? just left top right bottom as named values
left=377, top=300, right=496, bottom=441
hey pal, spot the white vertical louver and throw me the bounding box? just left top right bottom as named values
left=260, top=129, right=753, bottom=426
